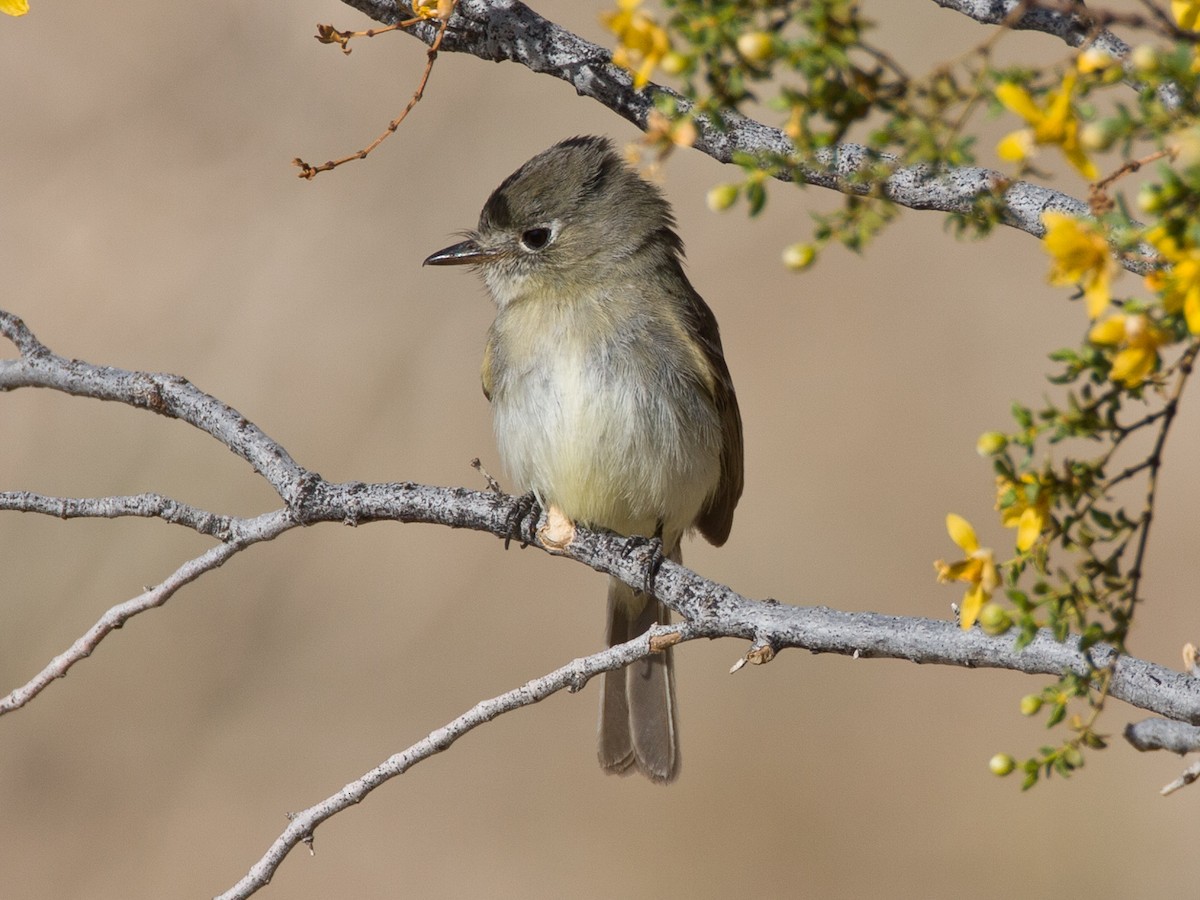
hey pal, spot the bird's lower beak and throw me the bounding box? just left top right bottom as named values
left=423, top=239, right=494, bottom=266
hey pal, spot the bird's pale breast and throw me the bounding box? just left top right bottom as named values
left=488, top=291, right=723, bottom=543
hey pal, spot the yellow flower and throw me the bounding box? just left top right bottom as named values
left=1076, top=48, right=1118, bottom=74
left=1173, top=0, right=1200, bottom=31
left=602, top=0, right=671, bottom=90
left=995, top=73, right=1099, bottom=179
left=1146, top=227, right=1200, bottom=334
left=995, top=475, right=1050, bottom=552
left=1, top=0, right=28, bottom=15
left=1088, top=313, right=1170, bottom=387
left=935, top=514, right=999, bottom=631
left=1041, top=211, right=1116, bottom=318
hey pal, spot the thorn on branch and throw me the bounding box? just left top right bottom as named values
left=730, top=639, right=777, bottom=673
left=285, top=811, right=316, bottom=855
left=1184, top=642, right=1199, bottom=677
left=1162, top=758, right=1200, bottom=796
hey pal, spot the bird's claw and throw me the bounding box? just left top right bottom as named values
left=504, top=492, right=540, bottom=550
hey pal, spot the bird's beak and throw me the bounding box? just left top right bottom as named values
left=423, top=239, right=494, bottom=267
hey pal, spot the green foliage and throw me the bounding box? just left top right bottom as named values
left=614, top=0, right=1200, bottom=789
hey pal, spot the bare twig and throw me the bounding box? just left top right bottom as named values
left=215, top=622, right=686, bottom=900
left=0, top=491, right=241, bottom=539
left=1161, top=759, right=1200, bottom=794
left=0, top=509, right=295, bottom=715
left=294, top=2, right=457, bottom=178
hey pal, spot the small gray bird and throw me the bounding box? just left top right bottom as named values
left=425, top=136, right=743, bottom=783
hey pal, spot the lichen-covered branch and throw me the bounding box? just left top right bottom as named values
left=3, top=305, right=1198, bottom=894
left=2, top=306, right=1197, bottom=722
left=332, top=0, right=1158, bottom=273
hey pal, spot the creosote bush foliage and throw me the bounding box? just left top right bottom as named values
left=607, top=0, right=1200, bottom=789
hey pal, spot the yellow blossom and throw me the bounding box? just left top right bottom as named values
left=410, top=0, right=454, bottom=18
left=603, top=0, right=671, bottom=90
left=1076, top=48, right=1118, bottom=74
left=1173, top=0, right=1200, bottom=31
left=1041, top=211, right=1116, bottom=318
left=995, top=73, right=1099, bottom=179
left=1146, top=227, right=1200, bottom=334
left=995, top=475, right=1050, bottom=552
left=935, top=514, right=999, bottom=631
left=1088, top=313, right=1170, bottom=387
left=1, top=0, right=28, bottom=15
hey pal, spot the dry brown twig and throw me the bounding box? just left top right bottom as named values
left=294, top=0, right=457, bottom=179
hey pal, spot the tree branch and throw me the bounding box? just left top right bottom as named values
left=0, top=509, right=295, bottom=715
left=0, top=490, right=243, bottom=539
left=3, top=307, right=1198, bottom=725
left=1125, top=716, right=1200, bottom=754
left=4, top=307, right=1199, bottom=892
left=214, top=624, right=684, bottom=900
left=0, top=313, right=316, bottom=507
left=935, top=0, right=1181, bottom=107
left=935, top=0, right=1132, bottom=56
left=333, top=0, right=1159, bottom=273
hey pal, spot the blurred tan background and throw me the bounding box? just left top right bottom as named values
left=2, top=2, right=1198, bottom=897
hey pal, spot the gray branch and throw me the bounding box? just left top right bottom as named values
left=934, top=0, right=1180, bottom=106
left=334, top=0, right=1160, bottom=273
left=4, top=303, right=1199, bottom=897
left=214, top=624, right=683, bottom=900
left=0, top=509, right=296, bottom=715
left=0, top=490, right=243, bottom=540
left=1125, top=716, right=1200, bottom=754
left=3, top=304, right=1198, bottom=722
left=934, top=0, right=1132, bottom=55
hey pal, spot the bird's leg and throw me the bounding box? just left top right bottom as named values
left=537, top=503, right=577, bottom=551
left=504, top=491, right=541, bottom=550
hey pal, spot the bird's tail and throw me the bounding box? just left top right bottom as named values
left=597, top=546, right=680, bottom=784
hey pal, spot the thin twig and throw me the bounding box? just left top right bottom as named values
left=0, top=509, right=295, bottom=715
left=214, top=622, right=687, bottom=900
left=294, top=3, right=457, bottom=178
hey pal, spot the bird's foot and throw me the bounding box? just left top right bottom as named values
left=504, top=491, right=541, bottom=550
left=622, top=524, right=667, bottom=595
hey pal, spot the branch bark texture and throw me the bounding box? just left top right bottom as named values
left=2, top=308, right=1196, bottom=727
left=335, top=0, right=1160, bottom=273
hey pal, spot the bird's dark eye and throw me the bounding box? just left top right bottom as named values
left=520, top=227, right=552, bottom=251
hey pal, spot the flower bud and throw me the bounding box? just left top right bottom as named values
left=1172, top=127, right=1200, bottom=170
left=989, top=753, right=1016, bottom=776
left=1137, top=184, right=1165, bottom=214
left=1019, top=694, right=1043, bottom=716
left=706, top=184, right=739, bottom=212
left=978, top=603, right=1013, bottom=636
left=781, top=243, right=816, bottom=271
left=975, top=431, right=1008, bottom=457
left=1130, top=44, right=1159, bottom=74
left=1079, top=121, right=1116, bottom=152
left=736, top=31, right=774, bottom=64
left=660, top=51, right=689, bottom=77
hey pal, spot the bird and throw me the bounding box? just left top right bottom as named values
left=424, top=135, right=743, bottom=783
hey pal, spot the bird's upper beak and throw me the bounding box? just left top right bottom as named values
left=423, top=238, right=495, bottom=267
